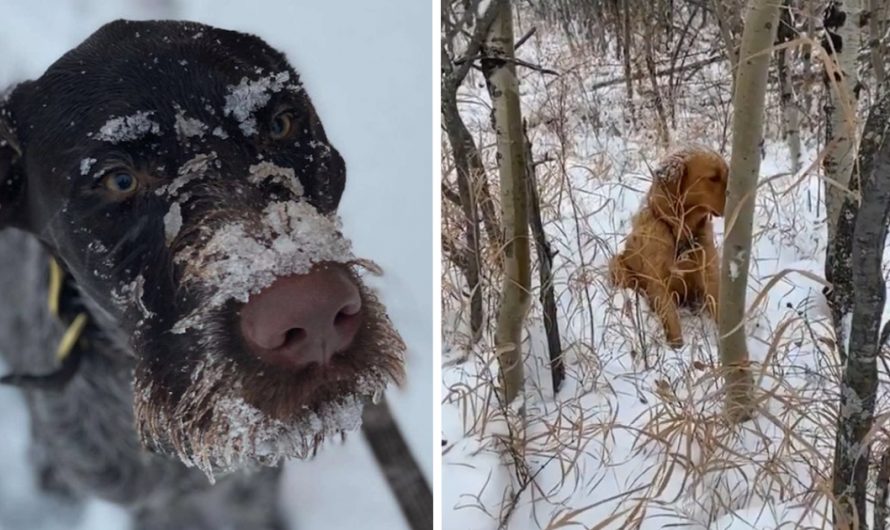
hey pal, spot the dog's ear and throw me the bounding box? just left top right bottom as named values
left=647, top=153, right=687, bottom=231
left=0, top=102, right=25, bottom=228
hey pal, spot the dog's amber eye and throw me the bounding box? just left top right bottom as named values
left=102, top=171, right=139, bottom=195
left=270, top=111, right=294, bottom=140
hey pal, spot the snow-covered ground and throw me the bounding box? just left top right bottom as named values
left=0, top=1, right=431, bottom=529
left=441, top=11, right=889, bottom=530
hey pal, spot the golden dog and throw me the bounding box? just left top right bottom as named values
left=610, top=147, right=729, bottom=348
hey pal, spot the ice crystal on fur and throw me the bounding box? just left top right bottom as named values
left=223, top=71, right=294, bottom=136
left=164, top=202, right=183, bottom=245
left=652, top=144, right=722, bottom=183
left=113, top=274, right=153, bottom=320
left=188, top=389, right=365, bottom=481
left=174, top=108, right=207, bottom=139
left=248, top=161, right=303, bottom=197
left=135, top=341, right=394, bottom=482
left=87, top=240, right=107, bottom=254
left=95, top=111, right=160, bottom=143
left=156, top=152, right=216, bottom=198
left=172, top=200, right=353, bottom=332
left=79, top=157, right=96, bottom=176
left=134, top=269, right=407, bottom=482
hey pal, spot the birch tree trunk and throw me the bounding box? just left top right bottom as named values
left=831, top=91, right=890, bottom=530
left=824, top=163, right=859, bottom=366
left=823, top=0, right=862, bottom=245
left=877, top=446, right=890, bottom=530
left=868, top=0, right=886, bottom=88
left=777, top=0, right=802, bottom=173
left=823, top=0, right=864, bottom=362
left=482, top=0, right=531, bottom=405
left=718, top=0, right=780, bottom=424
left=801, top=0, right=816, bottom=113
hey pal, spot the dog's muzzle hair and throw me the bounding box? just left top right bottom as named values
left=125, top=158, right=405, bottom=480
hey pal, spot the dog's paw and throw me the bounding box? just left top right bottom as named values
left=667, top=336, right=685, bottom=349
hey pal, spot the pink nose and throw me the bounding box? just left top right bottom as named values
left=239, top=266, right=362, bottom=370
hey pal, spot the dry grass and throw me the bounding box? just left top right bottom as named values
left=441, top=8, right=890, bottom=530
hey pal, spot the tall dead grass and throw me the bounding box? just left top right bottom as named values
left=441, top=10, right=890, bottom=529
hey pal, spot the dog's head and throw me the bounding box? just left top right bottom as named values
left=647, top=147, right=728, bottom=230
left=0, top=20, right=405, bottom=479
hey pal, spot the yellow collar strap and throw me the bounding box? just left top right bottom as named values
left=47, top=257, right=89, bottom=362
left=0, top=258, right=88, bottom=388
left=56, top=313, right=88, bottom=362
left=48, top=257, right=63, bottom=318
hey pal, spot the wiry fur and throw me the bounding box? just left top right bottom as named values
left=135, top=265, right=405, bottom=480
left=0, top=230, right=285, bottom=529
left=0, top=20, right=408, bottom=529
left=610, top=146, right=729, bottom=348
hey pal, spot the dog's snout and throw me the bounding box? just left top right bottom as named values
left=239, top=265, right=362, bottom=370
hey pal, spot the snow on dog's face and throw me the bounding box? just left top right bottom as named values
left=0, top=20, right=405, bottom=480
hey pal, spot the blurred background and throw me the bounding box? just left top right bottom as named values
left=0, top=1, right=431, bottom=529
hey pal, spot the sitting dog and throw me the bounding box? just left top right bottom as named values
left=610, top=147, right=728, bottom=349
left=0, top=20, right=406, bottom=529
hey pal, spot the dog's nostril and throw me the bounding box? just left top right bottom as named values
left=335, top=305, right=360, bottom=326
left=283, top=327, right=307, bottom=346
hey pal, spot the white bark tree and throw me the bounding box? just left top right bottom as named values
left=831, top=91, right=890, bottom=530
left=718, top=0, right=781, bottom=424
left=483, top=0, right=531, bottom=406
left=867, top=0, right=886, bottom=88
left=777, top=0, right=802, bottom=173
left=823, top=0, right=865, bottom=367
left=823, top=0, right=863, bottom=245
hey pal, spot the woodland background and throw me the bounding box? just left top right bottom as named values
left=441, top=0, right=890, bottom=528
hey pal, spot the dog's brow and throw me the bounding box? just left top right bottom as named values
left=93, top=111, right=161, bottom=144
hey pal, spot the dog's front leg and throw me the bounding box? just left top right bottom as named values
left=644, top=279, right=684, bottom=348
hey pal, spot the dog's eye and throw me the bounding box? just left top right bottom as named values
left=709, top=174, right=722, bottom=183
left=270, top=111, right=294, bottom=140
left=103, top=171, right=139, bottom=195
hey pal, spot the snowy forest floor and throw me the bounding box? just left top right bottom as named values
left=441, top=11, right=890, bottom=530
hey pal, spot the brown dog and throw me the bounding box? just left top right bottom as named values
left=610, top=147, right=729, bottom=348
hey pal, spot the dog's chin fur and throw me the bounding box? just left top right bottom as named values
left=133, top=268, right=405, bottom=482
